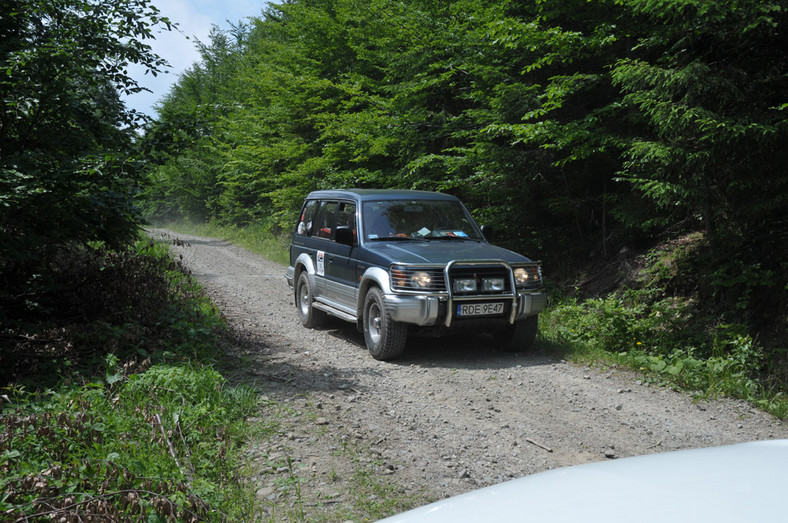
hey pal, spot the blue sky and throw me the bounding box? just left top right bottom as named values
left=124, top=0, right=267, bottom=117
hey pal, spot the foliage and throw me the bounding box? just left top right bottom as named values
left=0, top=238, right=224, bottom=388
left=0, top=362, right=260, bottom=521
left=1, top=0, right=173, bottom=327
left=544, top=289, right=698, bottom=356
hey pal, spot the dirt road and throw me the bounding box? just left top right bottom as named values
left=152, top=230, right=787, bottom=520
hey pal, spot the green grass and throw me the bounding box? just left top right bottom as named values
left=1, top=364, right=263, bottom=521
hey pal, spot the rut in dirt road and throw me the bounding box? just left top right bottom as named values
left=152, top=229, right=787, bottom=505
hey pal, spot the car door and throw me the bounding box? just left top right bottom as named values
left=322, top=200, right=358, bottom=311
left=310, top=200, right=338, bottom=298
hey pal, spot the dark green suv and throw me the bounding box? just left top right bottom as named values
left=286, top=190, right=546, bottom=360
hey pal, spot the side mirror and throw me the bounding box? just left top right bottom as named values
left=335, top=226, right=355, bottom=246
left=480, top=225, right=494, bottom=242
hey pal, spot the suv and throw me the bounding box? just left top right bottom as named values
left=286, top=189, right=546, bottom=360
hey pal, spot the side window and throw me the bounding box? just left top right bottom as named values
left=296, top=200, right=318, bottom=236
left=316, top=201, right=338, bottom=239
left=336, top=202, right=357, bottom=243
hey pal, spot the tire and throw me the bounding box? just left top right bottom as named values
left=296, top=272, right=327, bottom=328
left=496, top=315, right=538, bottom=352
left=363, top=287, right=407, bottom=360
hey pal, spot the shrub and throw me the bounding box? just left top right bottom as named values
left=0, top=361, right=259, bottom=521
left=1, top=239, right=224, bottom=387
left=542, top=294, right=787, bottom=418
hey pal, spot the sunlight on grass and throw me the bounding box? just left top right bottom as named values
left=153, top=220, right=290, bottom=266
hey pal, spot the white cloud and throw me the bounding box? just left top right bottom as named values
left=124, top=0, right=265, bottom=117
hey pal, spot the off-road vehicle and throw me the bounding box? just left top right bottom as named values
left=286, top=189, right=546, bottom=360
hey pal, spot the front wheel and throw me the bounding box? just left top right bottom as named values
left=363, top=287, right=407, bottom=360
left=296, top=272, right=327, bottom=328
left=496, top=315, right=538, bottom=352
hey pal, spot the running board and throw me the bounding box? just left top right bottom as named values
left=313, top=300, right=357, bottom=323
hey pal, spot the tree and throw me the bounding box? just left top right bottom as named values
left=611, top=0, right=788, bottom=320
left=144, top=0, right=786, bottom=328
left=1, top=0, right=172, bottom=320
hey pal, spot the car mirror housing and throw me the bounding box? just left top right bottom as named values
left=480, top=225, right=494, bottom=242
left=335, top=226, right=355, bottom=246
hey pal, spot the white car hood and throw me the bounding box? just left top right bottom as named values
left=379, top=440, right=788, bottom=523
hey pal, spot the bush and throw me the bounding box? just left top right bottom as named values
left=542, top=293, right=788, bottom=418
left=0, top=238, right=263, bottom=521
left=0, top=239, right=224, bottom=387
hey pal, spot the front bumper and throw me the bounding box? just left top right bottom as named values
left=385, top=293, right=441, bottom=326
left=384, top=291, right=547, bottom=328
left=514, top=292, right=548, bottom=320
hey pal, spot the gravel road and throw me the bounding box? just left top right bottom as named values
left=151, top=229, right=787, bottom=520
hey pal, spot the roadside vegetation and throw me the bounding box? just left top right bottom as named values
left=0, top=239, right=265, bottom=521
left=542, top=284, right=788, bottom=420
left=1, top=0, right=786, bottom=519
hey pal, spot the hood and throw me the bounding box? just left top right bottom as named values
left=378, top=440, right=788, bottom=523
left=364, top=240, right=532, bottom=266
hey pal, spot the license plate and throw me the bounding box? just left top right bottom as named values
left=456, top=302, right=504, bottom=317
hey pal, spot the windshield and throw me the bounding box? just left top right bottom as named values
left=362, top=199, right=482, bottom=241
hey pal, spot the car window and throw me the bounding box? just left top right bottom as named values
left=362, top=200, right=481, bottom=241
left=336, top=202, right=357, bottom=243
left=315, top=201, right=338, bottom=239
left=296, top=200, right=319, bottom=236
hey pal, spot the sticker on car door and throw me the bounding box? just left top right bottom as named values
left=316, top=250, right=325, bottom=276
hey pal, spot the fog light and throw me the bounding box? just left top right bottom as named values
left=482, top=278, right=505, bottom=292
left=453, top=278, right=477, bottom=293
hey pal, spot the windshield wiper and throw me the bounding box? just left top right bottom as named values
left=428, top=235, right=476, bottom=241
left=368, top=236, right=427, bottom=242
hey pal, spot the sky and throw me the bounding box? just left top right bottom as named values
left=123, top=0, right=266, bottom=118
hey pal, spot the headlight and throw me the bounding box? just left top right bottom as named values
left=453, top=278, right=477, bottom=293
left=482, top=278, right=505, bottom=292
left=514, top=267, right=541, bottom=286
left=411, top=271, right=432, bottom=289
left=391, top=266, right=434, bottom=290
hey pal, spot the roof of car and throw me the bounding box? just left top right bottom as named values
left=305, top=189, right=460, bottom=202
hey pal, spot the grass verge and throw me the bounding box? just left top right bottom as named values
left=540, top=291, right=788, bottom=419
left=1, top=238, right=265, bottom=521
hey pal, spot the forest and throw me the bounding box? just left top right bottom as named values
left=1, top=0, right=785, bottom=394
left=144, top=0, right=786, bottom=338
left=1, top=0, right=786, bottom=518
